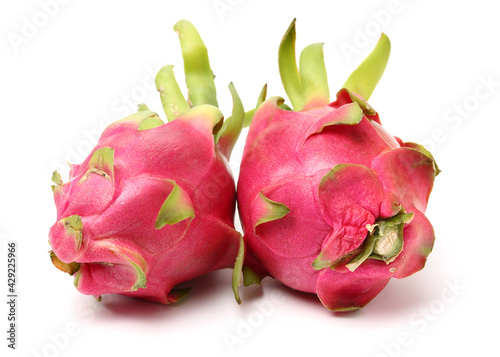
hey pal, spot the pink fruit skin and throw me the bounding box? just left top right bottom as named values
left=49, top=112, right=240, bottom=304
left=237, top=89, right=438, bottom=311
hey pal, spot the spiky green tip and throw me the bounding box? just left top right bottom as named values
left=155, top=180, right=195, bottom=229
left=278, top=19, right=391, bottom=111
left=59, top=215, right=83, bottom=250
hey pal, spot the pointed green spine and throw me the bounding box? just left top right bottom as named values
left=59, top=215, right=83, bottom=250
left=279, top=19, right=304, bottom=111
left=174, top=20, right=218, bottom=107
left=299, top=43, right=330, bottom=109
left=243, top=84, right=267, bottom=128
left=232, top=234, right=245, bottom=305
left=254, top=192, right=290, bottom=231
left=125, top=257, right=147, bottom=291
left=343, top=33, right=391, bottom=101
left=155, top=65, right=191, bottom=122
left=215, top=82, right=245, bottom=160
left=155, top=180, right=195, bottom=229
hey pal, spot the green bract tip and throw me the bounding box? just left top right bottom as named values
left=155, top=180, right=195, bottom=229
left=174, top=20, right=218, bottom=107
left=155, top=65, right=190, bottom=122
left=279, top=19, right=330, bottom=111
left=232, top=235, right=245, bottom=305
left=243, top=84, right=268, bottom=128
left=215, top=82, right=244, bottom=161
left=254, top=192, right=290, bottom=232
left=279, top=19, right=303, bottom=111
left=299, top=43, right=330, bottom=109
left=343, top=33, right=391, bottom=101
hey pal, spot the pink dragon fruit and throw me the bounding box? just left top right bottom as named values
left=49, top=20, right=246, bottom=304
left=236, top=20, right=439, bottom=311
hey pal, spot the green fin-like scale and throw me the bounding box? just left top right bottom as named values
left=243, top=84, right=268, bottom=128
left=312, top=247, right=362, bottom=271
left=125, top=257, right=147, bottom=292
left=311, top=252, right=333, bottom=271
left=404, top=142, right=441, bottom=176
left=174, top=20, right=218, bottom=107
left=73, top=269, right=82, bottom=288
left=299, top=43, right=330, bottom=110
left=343, top=33, right=391, bottom=101
left=344, top=89, right=377, bottom=116
left=232, top=234, right=245, bottom=304
left=279, top=19, right=304, bottom=111
left=155, top=180, right=195, bottom=229
left=301, top=102, right=364, bottom=146
left=155, top=65, right=191, bottom=122
left=59, top=215, right=83, bottom=250
left=83, top=147, right=115, bottom=183
left=51, top=171, right=64, bottom=193
left=254, top=192, right=290, bottom=232
left=51, top=171, right=63, bottom=186
left=215, top=82, right=245, bottom=161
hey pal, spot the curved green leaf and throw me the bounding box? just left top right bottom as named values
left=155, top=180, right=195, bottom=229
left=300, top=43, right=330, bottom=109
left=243, top=84, right=267, bottom=128
left=155, top=65, right=190, bottom=121
left=343, top=33, right=391, bottom=101
left=126, top=257, right=147, bottom=291
left=216, top=82, right=244, bottom=160
left=279, top=19, right=304, bottom=111
left=174, top=20, right=218, bottom=107
left=82, top=147, right=114, bottom=183
left=232, top=234, right=245, bottom=305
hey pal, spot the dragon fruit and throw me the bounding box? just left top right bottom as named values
left=236, top=20, right=439, bottom=311
left=48, top=20, right=246, bottom=304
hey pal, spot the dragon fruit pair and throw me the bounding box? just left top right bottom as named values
left=48, top=19, right=438, bottom=311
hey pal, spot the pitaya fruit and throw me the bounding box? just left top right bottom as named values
left=48, top=20, right=246, bottom=304
left=236, top=20, right=440, bottom=311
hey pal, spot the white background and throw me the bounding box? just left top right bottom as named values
left=1, top=0, right=499, bottom=356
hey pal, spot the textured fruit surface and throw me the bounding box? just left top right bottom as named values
left=49, top=20, right=245, bottom=304
left=237, top=20, right=439, bottom=311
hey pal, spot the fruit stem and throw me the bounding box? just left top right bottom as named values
left=345, top=209, right=413, bottom=272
